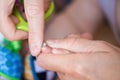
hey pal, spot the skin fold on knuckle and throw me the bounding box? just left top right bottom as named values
left=26, top=6, right=43, bottom=19
left=25, top=1, right=44, bottom=19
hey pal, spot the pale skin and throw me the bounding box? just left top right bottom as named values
left=37, top=34, right=120, bottom=80
left=0, top=0, right=51, bottom=56
left=19, top=0, right=120, bottom=79
left=45, top=0, right=120, bottom=39
left=1, top=0, right=120, bottom=79
left=45, top=0, right=104, bottom=39
left=17, top=1, right=120, bottom=80
left=37, top=0, right=120, bottom=80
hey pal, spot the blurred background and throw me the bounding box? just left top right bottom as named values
left=0, top=0, right=119, bottom=80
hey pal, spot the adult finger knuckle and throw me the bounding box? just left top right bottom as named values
left=26, top=3, right=43, bottom=18
left=27, top=6, right=41, bottom=18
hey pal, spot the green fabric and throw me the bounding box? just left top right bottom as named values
left=0, top=72, right=18, bottom=80
left=3, top=39, right=21, bottom=53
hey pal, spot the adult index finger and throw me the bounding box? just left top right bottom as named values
left=24, top=0, right=44, bottom=56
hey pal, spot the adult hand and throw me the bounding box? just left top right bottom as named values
left=37, top=34, right=120, bottom=80
left=0, top=0, right=51, bottom=56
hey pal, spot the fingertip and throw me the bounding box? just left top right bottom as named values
left=30, top=44, right=41, bottom=57
left=29, top=34, right=43, bottom=56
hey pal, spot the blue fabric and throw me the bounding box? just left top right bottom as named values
left=29, top=55, right=39, bottom=80
left=0, top=46, right=23, bottom=79
left=29, top=55, right=57, bottom=80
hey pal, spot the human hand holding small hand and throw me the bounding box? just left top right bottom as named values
left=37, top=34, right=120, bottom=80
